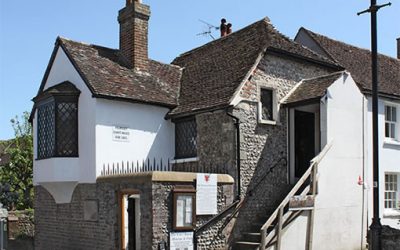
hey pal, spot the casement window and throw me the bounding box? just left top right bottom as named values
left=259, top=87, right=277, bottom=124
left=34, top=82, right=80, bottom=159
left=384, top=173, right=399, bottom=210
left=385, top=105, right=397, bottom=140
left=175, top=118, right=197, bottom=159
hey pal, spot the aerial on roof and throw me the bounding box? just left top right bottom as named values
left=33, top=17, right=344, bottom=119
left=283, top=71, right=345, bottom=106
left=169, top=18, right=339, bottom=117
left=297, top=27, right=400, bottom=99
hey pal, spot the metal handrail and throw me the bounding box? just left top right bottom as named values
left=260, top=142, right=333, bottom=249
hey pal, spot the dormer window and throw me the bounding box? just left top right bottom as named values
left=34, top=81, right=80, bottom=159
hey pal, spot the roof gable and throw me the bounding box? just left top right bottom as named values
left=297, top=28, right=400, bottom=99
left=283, top=71, right=344, bottom=106
left=169, top=18, right=338, bottom=117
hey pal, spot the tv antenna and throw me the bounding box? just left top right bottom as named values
left=196, top=19, right=219, bottom=40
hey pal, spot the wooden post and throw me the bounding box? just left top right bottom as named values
left=277, top=206, right=284, bottom=250
left=260, top=228, right=267, bottom=250
left=306, top=164, right=318, bottom=250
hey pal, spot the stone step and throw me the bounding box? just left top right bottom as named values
left=234, top=241, right=260, bottom=250
left=242, top=232, right=261, bottom=242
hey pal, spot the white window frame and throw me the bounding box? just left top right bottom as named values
left=383, top=172, right=400, bottom=217
left=384, top=102, right=399, bottom=143
left=258, top=86, right=278, bottom=125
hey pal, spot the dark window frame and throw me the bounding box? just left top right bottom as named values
left=174, top=117, right=197, bottom=159
left=35, top=82, right=80, bottom=160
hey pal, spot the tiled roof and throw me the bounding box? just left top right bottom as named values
left=169, top=18, right=339, bottom=117
left=299, top=28, right=400, bottom=98
left=57, top=37, right=182, bottom=107
left=283, top=72, right=344, bottom=105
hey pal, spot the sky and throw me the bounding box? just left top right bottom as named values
left=0, top=0, right=399, bottom=140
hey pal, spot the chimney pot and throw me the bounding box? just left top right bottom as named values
left=119, top=1, right=150, bottom=70
left=397, top=37, right=400, bottom=59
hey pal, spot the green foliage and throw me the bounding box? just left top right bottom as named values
left=0, top=112, right=33, bottom=210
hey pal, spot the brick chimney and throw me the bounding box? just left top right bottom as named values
left=118, top=0, right=150, bottom=70
left=397, top=38, right=400, bottom=59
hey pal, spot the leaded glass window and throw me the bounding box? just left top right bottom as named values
left=35, top=82, right=80, bottom=159
left=175, top=118, right=197, bottom=159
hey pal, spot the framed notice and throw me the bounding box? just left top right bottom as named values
left=173, top=186, right=196, bottom=230
left=112, top=125, right=130, bottom=142
left=196, top=174, right=217, bottom=215
left=170, top=231, right=194, bottom=250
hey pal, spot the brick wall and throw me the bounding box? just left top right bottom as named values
left=118, top=2, right=150, bottom=70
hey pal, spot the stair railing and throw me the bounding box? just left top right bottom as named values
left=260, top=142, right=333, bottom=250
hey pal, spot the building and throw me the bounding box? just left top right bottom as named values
left=296, top=28, right=400, bottom=230
left=31, top=1, right=399, bottom=249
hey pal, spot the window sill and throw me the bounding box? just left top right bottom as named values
left=171, top=157, right=199, bottom=164
left=258, top=119, right=279, bottom=126
left=383, top=209, right=400, bottom=218
left=383, top=139, right=400, bottom=147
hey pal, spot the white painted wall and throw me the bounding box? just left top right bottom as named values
left=365, top=97, right=400, bottom=229
left=268, top=73, right=366, bottom=250
left=95, top=99, right=175, bottom=177
left=33, top=46, right=97, bottom=203
left=33, top=46, right=97, bottom=186
left=33, top=46, right=175, bottom=203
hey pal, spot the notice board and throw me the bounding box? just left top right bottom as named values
left=196, top=173, right=217, bottom=215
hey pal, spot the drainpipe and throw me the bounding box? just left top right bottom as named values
left=226, top=110, right=241, bottom=200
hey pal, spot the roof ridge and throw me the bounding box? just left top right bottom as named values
left=172, top=17, right=270, bottom=62
left=302, top=27, right=400, bottom=62
left=302, top=71, right=344, bottom=83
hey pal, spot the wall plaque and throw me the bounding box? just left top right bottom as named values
left=112, top=125, right=130, bottom=142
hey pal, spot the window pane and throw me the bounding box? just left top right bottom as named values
left=37, top=101, right=56, bottom=159
left=386, top=106, right=391, bottom=121
left=392, top=107, right=397, bottom=122
left=56, top=102, right=78, bottom=156
left=261, top=89, right=273, bottom=121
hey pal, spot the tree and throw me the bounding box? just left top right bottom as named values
left=0, top=112, right=33, bottom=210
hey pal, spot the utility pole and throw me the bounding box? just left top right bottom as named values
left=357, top=1, right=391, bottom=249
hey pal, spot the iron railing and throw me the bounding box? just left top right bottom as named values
left=100, top=158, right=230, bottom=176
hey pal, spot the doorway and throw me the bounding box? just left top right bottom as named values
left=294, top=110, right=315, bottom=178
left=121, top=192, right=140, bottom=250
left=289, top=104, right=320, bottom=183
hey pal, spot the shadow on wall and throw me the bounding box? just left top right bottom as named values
left=229, top=124, right=292, bottom=243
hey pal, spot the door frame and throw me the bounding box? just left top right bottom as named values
left=119, top=190, right=141, bottom=250
left=289, top=104, right=321, bottom=184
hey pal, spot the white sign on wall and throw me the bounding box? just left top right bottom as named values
left=170, top=231, right=194, bottom=250
left=196, top=173, right=217, bottom=215
left=112, top=125, right=130, bottom=142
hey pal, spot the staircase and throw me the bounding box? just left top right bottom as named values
left=232, top=143, right=332, bottom=250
